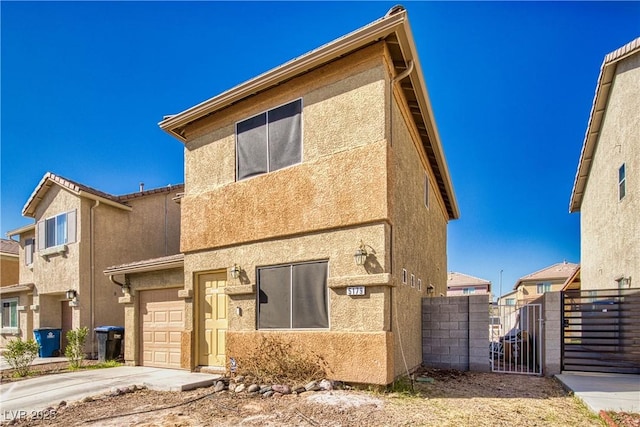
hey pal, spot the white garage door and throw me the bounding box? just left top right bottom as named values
left=140, top=288, right=184, bottom=369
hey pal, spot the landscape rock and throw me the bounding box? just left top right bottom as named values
left=214, top=381, right=226, bottom=392
left=235, top=375, right=245, bottom=382
left=319, top=379, right=333, bottom=391
left=234, top=383, right=246, bottom=393
left=304, top=381, right=320, bottom=392
left=247, top=384, right=260, bottom=393
left=228, top=382, right=236, bottom=392
left=263, top=390, right=274, bottom=398
left=272, top=384, right=291, bottom=395
left=259, top=385, right=272, bottom=394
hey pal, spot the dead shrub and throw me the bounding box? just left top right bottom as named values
left=233, top=334, right=330, bottom=384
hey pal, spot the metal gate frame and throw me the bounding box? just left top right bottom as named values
left=490, top=303, right=542, bottom=375
left=562, top=288, right=640, bottom=374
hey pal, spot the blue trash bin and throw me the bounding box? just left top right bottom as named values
left=95, top=326, right=124, bottom=362
left=33, top=328, right=62, bottom=357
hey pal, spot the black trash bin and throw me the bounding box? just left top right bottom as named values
left=94, top=326, right=124, bottom=362
left=33, top=328, right=62, bottom=357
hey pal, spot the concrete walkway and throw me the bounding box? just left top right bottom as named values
left=0, top=366, right=221, bottom=422
left=556, top=372, right=640, bottom=414
left=0, top=356, right=67, bottom=371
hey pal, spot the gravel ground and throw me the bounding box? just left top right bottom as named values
left=4, top=368, right=621, bottom=426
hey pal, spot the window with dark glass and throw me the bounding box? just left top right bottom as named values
left=236, top=99, right=302, bottom=180
left=257, top=260, right=328, bottom=329
left=619, top=163, right=626, bottom=201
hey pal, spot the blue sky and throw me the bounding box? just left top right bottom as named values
left=1, top=2, right=638, bottom=295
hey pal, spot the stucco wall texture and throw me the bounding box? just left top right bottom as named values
left=0, top=255, right=19, bottom=286
left=581, top=52, right=640, bottom=290
left=179, top=41, right=450, bottom=384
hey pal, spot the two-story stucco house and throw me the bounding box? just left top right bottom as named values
left=570, top=37, right=640, bottom=291
left=3, top=173, right=182, bottom=353
left=447, top=272, right=491, bottom=297
left=510, top=261, right=579, bottom=306
left=108, top=7, right=458, bottom=385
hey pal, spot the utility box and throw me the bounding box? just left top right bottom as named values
left=94, top=326, right=124, bottom=362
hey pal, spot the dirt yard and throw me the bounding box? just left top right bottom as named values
left=5, top=368, right=617, bottom=427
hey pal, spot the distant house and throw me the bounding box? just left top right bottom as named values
left=569, top=37, right=640, bottom=291
left=511, top=261, right=579, bottom=306
left=3, top=173, right=182, bottom=353
left=447, top=272, right=491, bottom=296
left=110, top=6, right=459, bottom=385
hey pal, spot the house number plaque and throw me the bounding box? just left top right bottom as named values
left=346, top=286, right=366, bottom=296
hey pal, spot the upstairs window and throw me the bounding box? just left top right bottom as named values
left=424, top=173, right=430, bottom=209
left=236, top=99, right=302, bottom=181
left=463, top=287, right=475, bottom=295
left=37, top=210, right=76, bottom=250
left=257, top=260, right=328, bottom=329
left=619, top=163, right=626, bottom=201
left=536, top=282, right=551, bottom=294
left=505, top=298, right=516, bottom=306
left=25, top=238, right=35, bottom=266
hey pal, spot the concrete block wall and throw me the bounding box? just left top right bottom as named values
left=542, top=292, right=562, bottom=376
left=422, top=294, right=490, bottom=372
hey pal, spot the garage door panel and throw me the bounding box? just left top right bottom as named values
left=140, top=288, right=184, bottom=369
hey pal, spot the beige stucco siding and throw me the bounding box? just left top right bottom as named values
left=32, top=186, right=82, bottom=296
left=388, top=71, right=449, bottom=377
left=181, top=44, right=388, bottom=253
left=17, top=231, right=35, bottom=285
left=581, top=53, right=640, bottom=290
left=0, top=255, right=19, bottom=286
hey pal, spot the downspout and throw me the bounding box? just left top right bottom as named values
left=164, top=192, right=168, bottom=255
left=90, top=200, right=100, bottom=357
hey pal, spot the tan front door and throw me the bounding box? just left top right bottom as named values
left=140, top=288, right=184, bottom=369
left=198, top=272, right=228, bottom=367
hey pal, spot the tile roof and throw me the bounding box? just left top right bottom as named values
left=570, top=37, right=640, bottom=212
left=514, top=261, right=580, bottom=289
left=22, top=172, right=184, bottom=218
left=447, top=272, right=491, bottom=288
left=0, top=239, right=19, bottom=255
left=104, top=253, right=184, bottom=275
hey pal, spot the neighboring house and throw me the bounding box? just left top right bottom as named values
left=511, top=261, right=579, bottom=306
left=0, top=239, right=19, bottom=286
left=447, top=272, right=491, bottom=296
left=497, top=289, right=518, bottom=307
left=3, top=173, right=182, bottom=353
left=570, top=37, right=640, bottom=291
left=109, top=6, right=459, bottom=385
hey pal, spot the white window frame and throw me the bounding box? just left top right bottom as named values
left=1, top=297, right=19, bottom=330
left=536, top=282, right=552, bottom=294
left=505, top=298, right=516, bottom=306
left=235, top=98, right=303, bottom=181
left=411, top=274, right=415, bottom=288
left=418, top=279, right=422, bottom=291
left=402, top=269, right=407, bottom=284
left=463, top=287, right=475, bottom=295
left=25, top=238, right=35, bottom=266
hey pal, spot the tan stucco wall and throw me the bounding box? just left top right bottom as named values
left=0, top=292, right=33, bottom=347
left=387, top=67, right=449, bottom=377
left=181, top=44, right=387, bottom=253
left=0, top=255, right=19, bottom=286
left=17, top=230, right=35, bottom=285
left=227, top=331, right=394, bottom=385
left=581, top=52, right=640, bottom=290
left=119, top=268, right=184, bottom=366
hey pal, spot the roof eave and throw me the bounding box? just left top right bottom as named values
left=159, top=12, right=407, bottom=141
left=6, top=223, right=36, bottom=238
left=103, top=255, right=185, bottom=275
left=569, top=37, right=640, bottom=212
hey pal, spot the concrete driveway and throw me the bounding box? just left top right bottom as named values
left=556, top=372, right=640, bottom=414
left=0, top=366, right=220, bottom=422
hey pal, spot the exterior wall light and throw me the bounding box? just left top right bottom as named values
left=354, top=241, right=368, bottom=266
left=427, top=284, right=435, bottom=294
left=65, top=289, right=77, bottom=300
left=230, top=264, right=242, bottom=279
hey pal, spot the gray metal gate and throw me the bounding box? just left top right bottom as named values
left=490, top=303, right=542, bottom=375
left=562, top=288, right=640, bottom=374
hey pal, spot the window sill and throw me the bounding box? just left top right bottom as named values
left=225, top=284, right=256, bottom=296
left=0, top=328, right=20, bottom=335
left=39, top=244, right=68, bottom=259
